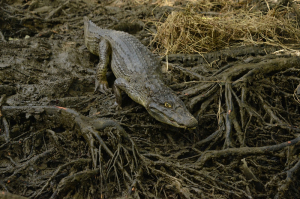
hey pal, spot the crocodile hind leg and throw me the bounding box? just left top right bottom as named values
left=113, top=77, right=129, bottom=109
left=95, top=39, right=111, bottom=94
left=113, top=81, right=122, bottom=108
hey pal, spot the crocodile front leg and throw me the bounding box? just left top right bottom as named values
left=95, top=39, right=111, bottom=94
left=113, top=78, right=145, bottom=108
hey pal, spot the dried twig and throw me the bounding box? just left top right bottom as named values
left=45, top=0, right=70, bottom=20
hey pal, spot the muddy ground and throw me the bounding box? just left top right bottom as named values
left=1, top=0, right=300, bottom=199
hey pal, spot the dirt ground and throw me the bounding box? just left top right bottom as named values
left=1, top=0, right=300, bottom=198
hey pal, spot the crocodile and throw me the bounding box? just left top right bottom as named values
left=83, top=17, right=198, bottom=128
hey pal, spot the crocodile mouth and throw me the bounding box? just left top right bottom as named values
left=162, top=114, right=197, bottom=129
left=162, top=115, right=182, bottom=128
left=148, top=107, right=197, bottom=129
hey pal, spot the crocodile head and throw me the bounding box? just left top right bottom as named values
left=142, top=77, right=198, bottom=129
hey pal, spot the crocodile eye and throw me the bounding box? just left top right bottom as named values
left=164, top=102, right=172, bottom=108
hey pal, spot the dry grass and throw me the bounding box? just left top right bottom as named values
left=110, top=0, right=200, bottom=6
left=151, top=2, right=300, bottom=55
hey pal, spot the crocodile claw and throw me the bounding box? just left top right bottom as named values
left=112, top=101, right=122, bottom=110
left=95, top=79, right=111, bottom=94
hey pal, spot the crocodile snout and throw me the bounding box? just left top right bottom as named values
left=184, top=116, right=198, bottom=128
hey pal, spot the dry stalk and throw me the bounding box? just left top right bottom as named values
left=152, top=5, right=300, bottom=55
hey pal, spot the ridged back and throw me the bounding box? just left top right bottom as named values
left=84, top=17, right=161, bottom=79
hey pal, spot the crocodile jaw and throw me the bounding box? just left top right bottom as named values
left=146, top=102, right=198, bottom=129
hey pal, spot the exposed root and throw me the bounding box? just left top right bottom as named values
left=275, top=158, right=300, bottom=198
left=1, top=50, right=300, bottom=197
left=0, top=192, right=28, bottom=199
left=196, top=136, right=300, bottom=168
left=34, top=158, right=92, bottom=199
left=1, top=106, right=137, bottom=198
left=1, top=0, right=300, bottom=198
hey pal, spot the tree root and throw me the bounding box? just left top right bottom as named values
left=150, top=51, right=300, bottom=198
left=274, top=157, right=300, bottom=199
left=196, top=136, right=300, bottom=168
left=1, top=106, right=138, bottom=198
left=184, top=56, right=300, bottom=146
left=33, top=158, right=92, bottom=198
left=1, top=0, right=300, bottom=196
left=0, top=192, right=28, bottom=199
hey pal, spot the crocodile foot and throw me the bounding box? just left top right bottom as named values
left=95, top=79, right=111, bottom=94
left=112, top=101, right=122, bottom=110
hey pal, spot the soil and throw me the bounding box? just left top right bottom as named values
left=1, top=0, right=300, bottom=199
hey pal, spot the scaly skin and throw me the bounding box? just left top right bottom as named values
left=84, top=17, right=198, bottom=128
